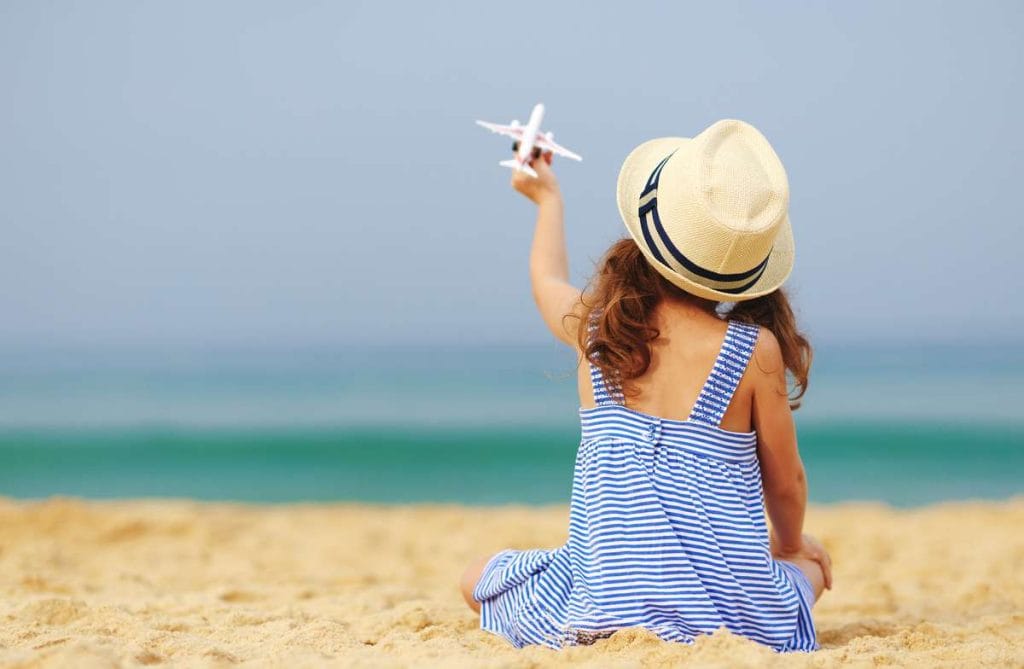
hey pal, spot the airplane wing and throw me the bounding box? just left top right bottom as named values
left=535, top=135, right=582, bottom=161
left=475, top=120, right=524, bottom=139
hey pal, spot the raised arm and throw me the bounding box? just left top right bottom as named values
left=511, top=155, right=583, bottom=347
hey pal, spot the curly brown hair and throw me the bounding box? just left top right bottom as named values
left=569, top=238, right=812, bottom=409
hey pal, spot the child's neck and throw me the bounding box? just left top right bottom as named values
left=658, top=295, right=719, bottom=323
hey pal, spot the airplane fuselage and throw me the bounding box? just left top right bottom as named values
left=515, top=103, right=545, bottom=168
left=476, top=102, right=580, bottom=177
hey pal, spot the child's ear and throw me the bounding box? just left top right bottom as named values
left=544, top=151, right=553, bottom=165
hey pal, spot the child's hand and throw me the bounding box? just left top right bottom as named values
left=771, top=532, right=833, bottom=590
left=511, top=151, right=561, bottom=205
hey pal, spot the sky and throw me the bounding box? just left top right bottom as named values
left=1, top=1, right=1021, bottom=348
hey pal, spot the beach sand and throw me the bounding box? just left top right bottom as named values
left=1, top=498, right=1022, bottom=668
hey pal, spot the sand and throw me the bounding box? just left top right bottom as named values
left=0, top=497, right=1022, bottom=668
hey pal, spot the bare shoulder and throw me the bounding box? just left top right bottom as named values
left=750, top=327, right=784, bottom=377
left=564, top=292, right=592, bottom=353
left=572, top=292, right=592, bottom=320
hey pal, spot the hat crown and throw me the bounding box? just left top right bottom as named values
left=699, top=120, right=789, bottom=234
left=656, top=120, right=789, bottom=276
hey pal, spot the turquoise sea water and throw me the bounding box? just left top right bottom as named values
left=0, top=342, right=1021, bottom=505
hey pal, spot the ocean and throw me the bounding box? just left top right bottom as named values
left=0, top=342, right=1021, bottom=506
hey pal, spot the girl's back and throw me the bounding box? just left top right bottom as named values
left=577, top=299, right=757, bottom=434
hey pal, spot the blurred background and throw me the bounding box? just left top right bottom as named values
left=1, top=1, right=1021, bottom=505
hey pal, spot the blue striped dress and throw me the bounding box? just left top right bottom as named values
left=472, top=319, right=818, bottom=652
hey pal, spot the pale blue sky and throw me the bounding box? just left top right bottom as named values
left=1, top=1, right=1021, bottom=347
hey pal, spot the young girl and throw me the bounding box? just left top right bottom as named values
left=460, top=119, right=832, bottom=652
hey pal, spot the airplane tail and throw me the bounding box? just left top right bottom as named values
left=499, top=159, right=537, bottom=178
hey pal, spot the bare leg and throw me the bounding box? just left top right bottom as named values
left=779, top=556, right=826, bottom=603
left=460, top=554, right=494, bottom=613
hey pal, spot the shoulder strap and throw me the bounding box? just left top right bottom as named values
left=688, top=321, right=761, bottom=426
left=586, top=311, right=623, bottom=406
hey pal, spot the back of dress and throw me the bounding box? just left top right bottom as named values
left=472, top=317, right=818, bottom=652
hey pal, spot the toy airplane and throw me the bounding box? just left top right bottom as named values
left=476, top=103, right=582, bottom=177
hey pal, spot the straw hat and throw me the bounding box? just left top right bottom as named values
left=616, top=119, right=794, bottom=302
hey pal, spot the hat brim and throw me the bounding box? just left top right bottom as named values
left=615, top=137, right=794, bottom=302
